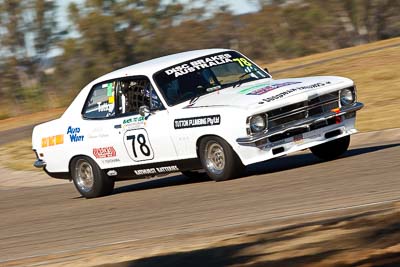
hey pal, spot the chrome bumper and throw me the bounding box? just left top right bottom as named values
left=34, top=159, right=46, bottom=168
left=237, top=102, right=364, bottom=145
left=33, top=149, right=46, bottom=168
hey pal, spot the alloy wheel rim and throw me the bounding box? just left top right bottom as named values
left=75, top=159, right=94, bottom=192
left=205, top=141, right=225, bottom=175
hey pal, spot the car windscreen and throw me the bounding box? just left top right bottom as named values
left=153, top=51, right=269, bottom=106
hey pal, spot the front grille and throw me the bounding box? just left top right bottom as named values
left=267, top=92, right=339, bottom=130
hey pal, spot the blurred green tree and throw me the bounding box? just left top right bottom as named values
left=0, top=0, right=400, bottom=117
left=0, top=0, right=29, bottom=116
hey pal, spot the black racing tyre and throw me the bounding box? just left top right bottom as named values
left=199, top=136, right=244, bottom=181
left=181, top=170, right=209, bottom=180
left=310, top=135, right=350, bottom=161
left=71, top=156, right=115, bottom=198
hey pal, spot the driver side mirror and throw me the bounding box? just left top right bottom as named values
left=139, top=105, right=150, bottom=117
left=264, top=67, right=270, bottom=74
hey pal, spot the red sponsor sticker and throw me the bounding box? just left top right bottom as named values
left=93, top=147, right=116, bottom=158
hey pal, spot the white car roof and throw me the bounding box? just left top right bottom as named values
left=62, top=48, right=232, bottom=119
left=93, top=48, right=231, bottom=84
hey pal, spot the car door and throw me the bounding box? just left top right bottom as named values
left=115, top=76, right=178, bottom=167
left=81, top=79, right=129, bottom=168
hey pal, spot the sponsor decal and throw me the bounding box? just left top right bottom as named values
left=238, top=83, right=271, bottom=94
left=124, top=129, right=154, bottom=161
left=261, top=82, right=329, bottom=103
left=67, top=126, right=84, bottom=142
left=41, top=134, right=64, bottom=148
left=134, top=165, right=179, bottom=176
left=97, top=102, right=114, bottom=112
left=122, top=116, right=146, bottom=130
left=165, top=54, right=233, bottom=78
left=103, top=82, right=114, bottom=96
left=102, top=158, right=121, bottom=164
left=87, top=127, right=110, bottom=139
left=93, top=146, right=116, bottom=159
left=242, top=82, right=302, bottom=95
left=103, top=82, right=115, bottom=104
left=232, top=57, right=253, bottom=67
left=87, top=133, right=109, bottom=139
left=174, top=115, right=220, bottom=129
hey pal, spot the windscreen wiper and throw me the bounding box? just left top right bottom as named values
left=234, top=69, right=260, bottom=88
left=206, top=85, right=221, bottom=93
left=188, top=85, right=205, bottom=105
left=189, top=85, right=222, bottom=105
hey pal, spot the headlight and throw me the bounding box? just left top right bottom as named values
left=340, top=88, right=355, bottom=106
left=249, top=114, right=266, bottom=133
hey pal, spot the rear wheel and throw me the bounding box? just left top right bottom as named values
left=199, top=136, right=244, bottom=181
left=71, top=156, right=114, bottom=198
left=310, top=135, right=350, bottom=161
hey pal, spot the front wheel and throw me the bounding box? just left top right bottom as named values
left=71, top=156, right=115, bottom=198
left=310, top=135, right=350, bottom=161
left=199, top=136, right=244, bottom=181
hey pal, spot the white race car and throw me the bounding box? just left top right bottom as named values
left=32, top=49, right=363, bottom=198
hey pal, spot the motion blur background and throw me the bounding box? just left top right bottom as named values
left=0, top=0, right=399, bottom=119
left=1, top=2, right=400, bottom=266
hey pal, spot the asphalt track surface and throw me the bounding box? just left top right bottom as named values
left=0, top=129, right=399, bottom=266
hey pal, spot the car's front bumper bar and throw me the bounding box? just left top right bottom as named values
left=237, top=102, right=364, bottom=145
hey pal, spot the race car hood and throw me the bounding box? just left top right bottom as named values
left=183, top=76, right=353, bottom=112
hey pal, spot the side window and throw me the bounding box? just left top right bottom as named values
left=83, top=81, right=116, bottom=119
left=117, top=77, right=163, bottom=115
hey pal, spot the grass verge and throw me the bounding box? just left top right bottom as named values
left=0, top=108, right=64, bottom=132
left=267, top=37, right=400, bottom=132
left=0, top=138, right=38, bottom=172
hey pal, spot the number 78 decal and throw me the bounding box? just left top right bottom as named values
left=123, top=129, right=154, bottom=161
left=232, top=57, right=252, bottom=67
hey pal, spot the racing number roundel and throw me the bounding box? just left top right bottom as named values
left=123, top=129, right=154, bottom=161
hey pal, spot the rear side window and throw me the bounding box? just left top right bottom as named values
left=83, top=81, right=116, bottom=119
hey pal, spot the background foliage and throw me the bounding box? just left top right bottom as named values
left=0, top=0, right=399, bottom=118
